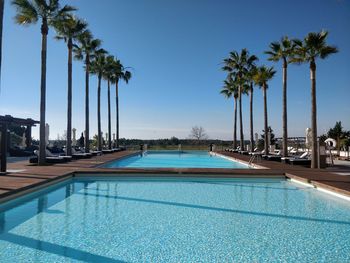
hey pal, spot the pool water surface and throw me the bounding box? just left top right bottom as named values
left=102, top=151, right=250, bottom=169
left=0, top=177, right=349, bottom=262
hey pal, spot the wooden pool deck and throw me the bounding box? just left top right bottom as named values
left=0, top=150, right=349, bottom=203
left=217, top=151, right=350, bottom=197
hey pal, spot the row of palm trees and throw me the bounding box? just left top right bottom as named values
left=11, top=0, right=131, bottom=165
left=221, top=31, right=337, bottom=169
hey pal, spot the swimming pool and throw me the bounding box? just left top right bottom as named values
left=0, top=176, right=349, bottom=262
left=102, top=151, right=250, bottom=168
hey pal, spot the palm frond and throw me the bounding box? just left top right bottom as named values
left=48, top=0, right=59, bottom=12
left=12, top=0, right=39, bottom=25
left=320, top=45, right=338, bottom=59
left=33, top=0, right=48, bottom=16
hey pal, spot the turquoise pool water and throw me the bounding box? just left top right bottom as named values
left=102, top=151, right=249, bottom=168
left=0, top=177, right=350, bottom=262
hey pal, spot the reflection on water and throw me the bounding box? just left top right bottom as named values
left=0, top=179, right=349, bottom=262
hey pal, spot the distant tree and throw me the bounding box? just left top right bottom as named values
left=170, top=136, right=180, bottom=145
left=78, top=132, right=84, bottom=147
left=258, top=126, right=276, bottom=150
left=319, top=134, right=327, bottom=145
left=327, top=121, right=350, bottom=154
left=190, top=126, right=208, bottom=142
left=91, top=134, right=98, bottom=149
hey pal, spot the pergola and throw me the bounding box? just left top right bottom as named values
left=0, top=115, right=39, bottom=173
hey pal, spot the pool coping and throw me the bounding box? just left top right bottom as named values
left=1, top=150, right=350, bottom=204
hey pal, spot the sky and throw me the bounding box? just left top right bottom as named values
left=0, top=0, right=349, bottom=140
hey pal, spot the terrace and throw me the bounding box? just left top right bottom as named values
left=0, top=150, right=349, bottom=203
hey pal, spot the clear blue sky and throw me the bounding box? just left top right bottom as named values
left=1, top=0, right=349, bottom=140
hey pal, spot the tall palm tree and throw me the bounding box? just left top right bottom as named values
left=246, top=63, right=258, bottom=152
left=253, top=65, right=276, bottom=155
left=103, top=55, right=116, bottom=150
left=12, top=0, right=75, bottom=165
left=293, top=31, right=338, bottom=168
left=90, top=49, right=107, bottom=151
left=110, top=59, right=131, bottom=147
left=265, top=36, right=295, bottom=157
left=0, top=0, right=4, bottom=86
left=54, top=15, right=87, bottom=156
left=220, top=76, right=239, bottom=148
left=223, top=49, right=257, bottom=150
left=73, top=31, right=101, bottom=153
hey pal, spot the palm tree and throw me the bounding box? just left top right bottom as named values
left=220, top=76, right=239, bottom=148
left=73, top=31, right=101, bottom=153
left=103, top=55, right=116, bottom=150
left=54, top=15, right=87, bottom=156
left=0, top=0, right=4, bottom=85
left=223, top=49, right=258, bottom=150
left=246, top=63, right=258, bottom=152
left=90, top=49, right=107, bottom=151
left=110, top=59, right=131, bottom=147
left=253, top=65, right=276, bottom=155
left=12, top=0, right=75, bottom=165
left=293, top=31, right=338, bottom=168
left=265, top=37, right=295, bottom=157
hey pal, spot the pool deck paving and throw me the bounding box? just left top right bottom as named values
left=0, top=150, right=350, bottom=203
left=217, top=151, right=350, bottom=197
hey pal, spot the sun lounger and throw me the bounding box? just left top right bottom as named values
left=281, top=152, right=309, bottom=164
left=248, top=148, right=259, bottom=155
left=267, top=155, right=282, bottom=162
left=113, top=148, right=123, bottom=152
left=90, top=150, right=102, bottom=156
left=46, top=149, right=72, bottom=162
left=289, top=158, right=311, bottom=166
left=29, top=156, right=67, bottom=164
left=102, top=149, right=114, bottom=154
left=263, top=150, right=282, bottom=161
left=70, top=148, right=92, bottom=159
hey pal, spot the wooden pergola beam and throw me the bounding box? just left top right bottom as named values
left=0, top=115, right=39, bottom=173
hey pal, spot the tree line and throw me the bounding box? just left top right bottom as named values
left=221, top=32, right=338, bottom=169
left=10, top=0, right=132, bottom=164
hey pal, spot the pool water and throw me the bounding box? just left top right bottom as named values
left=103, top=151, right=249, bottom=168
left=0, top=177, right=350, bottom=262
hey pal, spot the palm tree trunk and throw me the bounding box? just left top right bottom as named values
left=0, top=0, right=4, bottom=86
left=282, top=59, right=288, bottom=157
left=115, top=81, right=119, bottom=147
left=233, top=97, right=237, bottom=148
left=107, top=79, right=111, bottom=149
left=249, top=83, right=254, bottom=151
left=66, top=39, right=73, bottom=156
left=239, top=86, right=244, bottom=150
left=310, top=61, right=318, bottom=168
left=39, top=19, right=48, bottom=165
left=84, top=55, right=90, bottom=153
left=97, top=74, right=102, bottom=151
left=263, top=85, right=269, bottom=155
